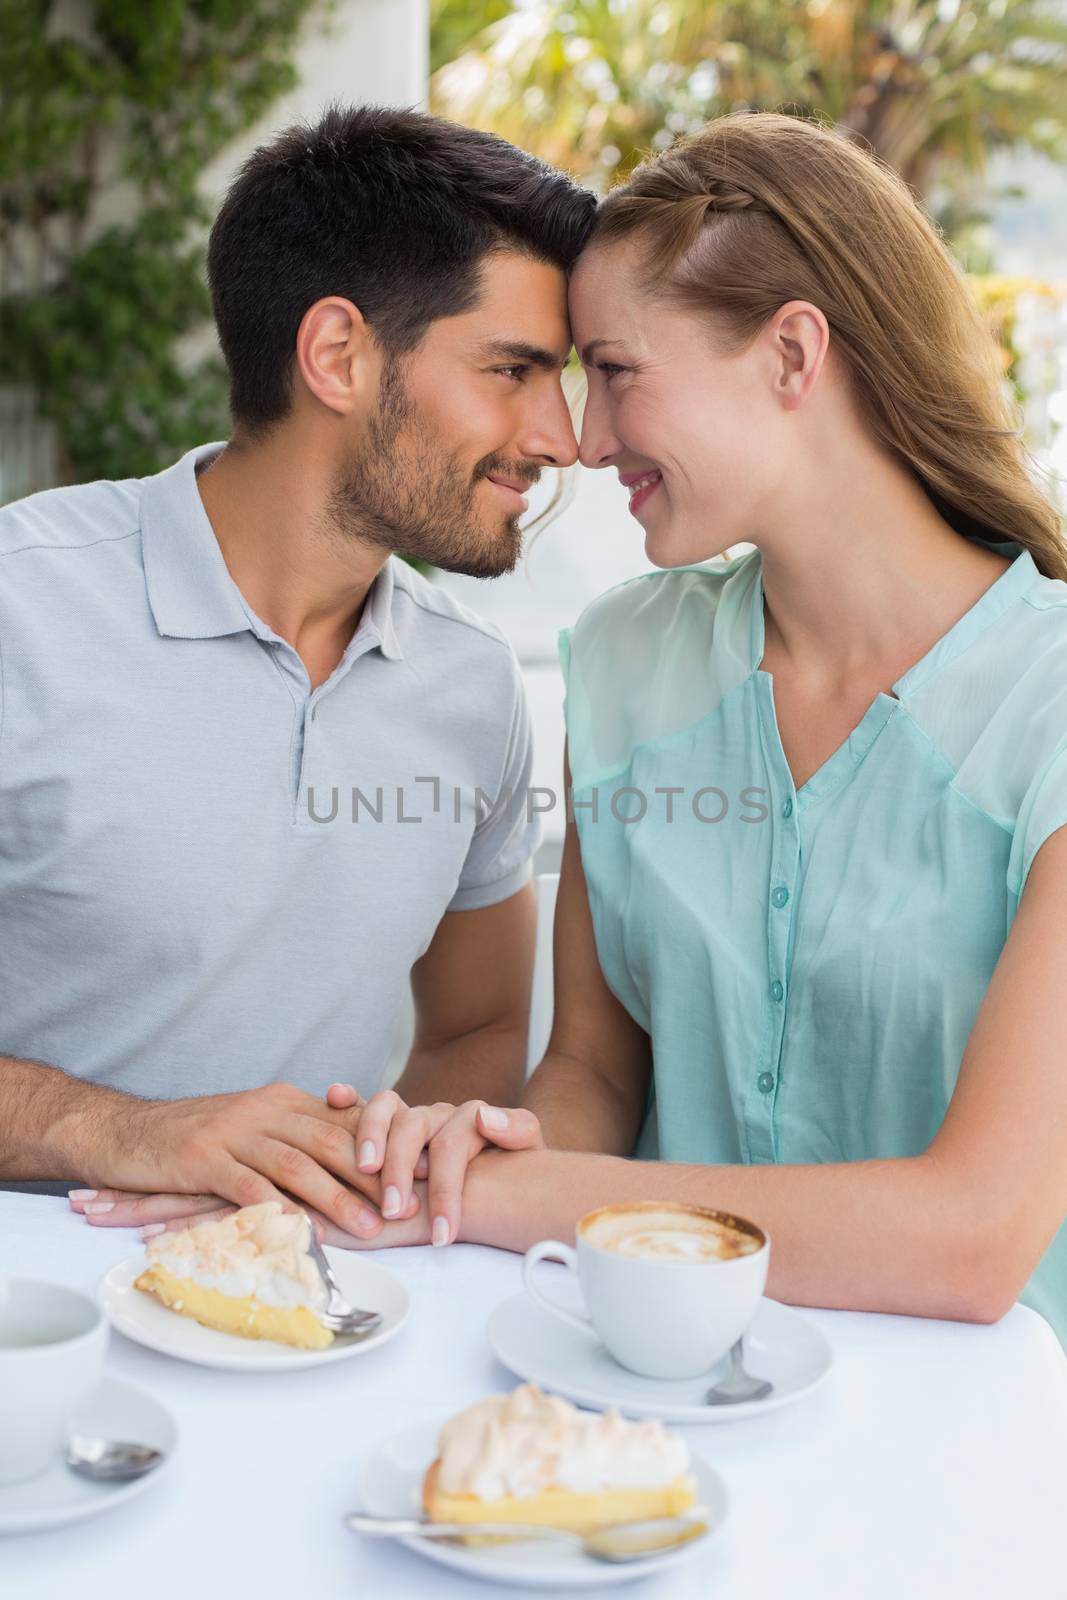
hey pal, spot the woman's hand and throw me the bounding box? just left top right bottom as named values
left=326, top=1083, right=544, bottom=1247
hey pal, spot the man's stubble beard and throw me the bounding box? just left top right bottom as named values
left=326, top=356, right=540, bottom=579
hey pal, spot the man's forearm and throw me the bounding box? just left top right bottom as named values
left=0, top=1057, right=138, bottom=1183
left=393, top=1021, right=528, bottom=1109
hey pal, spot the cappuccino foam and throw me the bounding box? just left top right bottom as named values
left=583, top=1206, right=762, bottom=1263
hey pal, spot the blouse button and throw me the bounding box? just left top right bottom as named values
left=770, top=980, right=784, bottom=1002
left=771, top=885, right=790, bottom=909
left=757, top=1072, right=775, bottom=1094
left=782, top=797, right=793, bottom=818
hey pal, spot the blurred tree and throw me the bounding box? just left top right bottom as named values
left=430, top=0, right=1067, bottom=200
left=431, top=0, right=513, bottom=71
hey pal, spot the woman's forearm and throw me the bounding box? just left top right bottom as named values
left=521, top=1053, right=645, bottom=1155
left=461, top=1147, right=1012, bottom=1325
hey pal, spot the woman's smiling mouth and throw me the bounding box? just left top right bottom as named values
left=620, top=468, right=663, bottom=514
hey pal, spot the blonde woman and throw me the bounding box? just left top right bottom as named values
left=90, top=115, right=1067, bottom=1340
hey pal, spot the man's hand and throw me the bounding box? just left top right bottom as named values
left=67, top=1082, right=536, bottom=1248
left=65, top=1082, right=418, bottom=1239
left=330, top=1084, right=544, bottom=1247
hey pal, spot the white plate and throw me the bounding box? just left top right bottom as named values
left=99, top=1249, right=410, bottom=1372
left=354, top=1417, right=728, bottom=1589
left=0, top=1376, right=176, bottom=1535
left=489, top=1293, right=832, bottom=1423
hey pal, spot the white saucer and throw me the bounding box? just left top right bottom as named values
left=99, top=1249, right=410, bottom=1372
left=354, top=1417, right=728, bottom=1589
left=489, top=1293, right=832, bottom=1423
left=0, top=1376, right=176, bottom=1535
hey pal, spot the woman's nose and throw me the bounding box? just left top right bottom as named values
left=578, top=407, right=622, bottom=471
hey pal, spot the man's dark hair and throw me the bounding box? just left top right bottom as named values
left=206, top=102, right=596, bottom=436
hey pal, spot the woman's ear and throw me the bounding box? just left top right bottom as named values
left=769, top=300, right=830, bottom=411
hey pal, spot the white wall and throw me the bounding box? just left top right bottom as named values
left=199, top=0, right=430, bottom=204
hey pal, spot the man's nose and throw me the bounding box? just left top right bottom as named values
left=518, top=386, right=580, bottom=469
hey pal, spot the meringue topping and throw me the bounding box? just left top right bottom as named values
left=435, top=1384, right=691, bottom=1501
left=145, top=1202, right=327, bottom=1312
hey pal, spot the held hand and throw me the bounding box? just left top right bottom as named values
left=67, top=1083, right=419, bottom=1239
left=71, top=1180, right=433, bottom=1251
left=69, top=1188, right=241, bottom=1234
left=328, top=1085, right=544, bottom=1248
left=310, top=1184, right=434, bottom=1250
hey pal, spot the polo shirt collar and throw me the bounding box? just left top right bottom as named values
left=359, top=554, right=405, bottom=661
left=140, top=441, right=404, bottom=659
left=141, top=442, right=254, bottom=640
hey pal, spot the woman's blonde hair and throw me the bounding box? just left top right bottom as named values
left=592, top=113, right=1066, bottom=580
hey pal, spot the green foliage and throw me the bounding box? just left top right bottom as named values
left=0, top=0, right=326, bottom=489
left=430, top=0, right=513, bottom=74
left=430, top=1, right=1067, bottom=201
left=969, top=273, right=1067, bottom=405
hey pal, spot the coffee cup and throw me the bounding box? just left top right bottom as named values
left=0, top=1278, right=109, bottom=1485
left=522, top=1201, right=769, bottom=1380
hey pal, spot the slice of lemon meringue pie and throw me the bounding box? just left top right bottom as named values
left=134, top=1201, right=332, bottom=1349
left=423, top=1384, right=697, bottom=1535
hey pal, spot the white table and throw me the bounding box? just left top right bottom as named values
left=4, top=1192, right=1067, bottom=1599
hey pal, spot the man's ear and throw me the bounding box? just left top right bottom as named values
left=294, top=296, right=378, bottom=419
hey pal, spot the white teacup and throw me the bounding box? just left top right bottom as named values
left=0, top=1278, right=109, bottom=1485
left=523, top=1201, right=770, bottom=1380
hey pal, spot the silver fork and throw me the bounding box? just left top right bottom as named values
left=306, top=1225, right=383, bottom=1337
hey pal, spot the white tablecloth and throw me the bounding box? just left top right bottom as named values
left=3, top=1192, right=1066, bottom=1599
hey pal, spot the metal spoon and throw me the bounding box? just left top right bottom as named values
left=306, top=1225, right=383, bottom=1337
left=705, top=1337, right=773, bottom=1405
left=345, top=1510, right=710, bottom=1563
left=67, top=1436, right=164, bottom=1482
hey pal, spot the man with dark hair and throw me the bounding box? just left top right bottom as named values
left=0, top=104, right=594, bottom=1246
left=206, top=102, right=592, bottom=579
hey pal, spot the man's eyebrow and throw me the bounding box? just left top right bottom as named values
left=580, top=337, right=624, bottom=364
left=476, top=339, right=572, bottom=369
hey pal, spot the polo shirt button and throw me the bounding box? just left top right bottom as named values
left=757, top=1072, right=775, bottom=1094
left=770, top=979, right=784, bottom=1002
left=771, top=885, right=790, bottom=908
left=782, top=797, right=793, bottom=818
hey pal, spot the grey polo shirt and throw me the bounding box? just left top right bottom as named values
left=0, top=442, right=538, bottom=1100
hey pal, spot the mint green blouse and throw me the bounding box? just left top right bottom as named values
left=560, top=543, right=1067, bottom=1344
